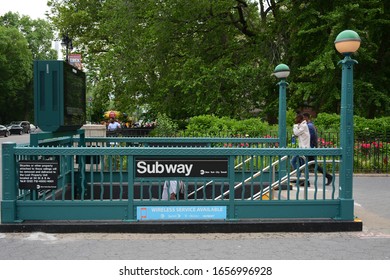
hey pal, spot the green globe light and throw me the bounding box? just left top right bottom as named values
left=334, top=30, right=361, bottom=55
left=273, top=63, right=290, bottom=79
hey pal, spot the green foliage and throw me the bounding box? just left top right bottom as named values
left=149, top=113, right=178, bottom=137
left=184, top=115, right=271, bottom=137
left=354, top=116, right=390, bottom=138
left=0, top=25, right=32, bottom=123
left=0, top=12, right=58, bottom=123
left=314, top=113, right=340, bottom=132
left=286, top=109, right=297, bottom=130
left=48, top=0, right=390, bottom=123
left=310, top=113, right=390, bottom=139
left=0, top=12, right=57, bottom=60
left=284, top=0, right=390, bottom=118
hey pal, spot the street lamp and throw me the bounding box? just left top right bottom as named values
left=273, top=63, right=290, bottom=179
left=61, top=34, right=73, bottom=63
left=273, top=63, right=290, bottom=148
left=334, top=29, right=361, bottom=220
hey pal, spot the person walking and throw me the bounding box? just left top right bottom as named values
left=303, top=113, right=333, bottom=185
left=291, top=114, right=310, bottom=186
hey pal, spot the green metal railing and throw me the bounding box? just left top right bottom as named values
left=1, top=132, right=348, bottom=223
left=108, top=129, right=389, bottom=174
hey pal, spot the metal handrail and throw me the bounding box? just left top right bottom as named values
left=250, top=159, right=341, bottom=200
left=187, top=156, right=256, bottom=197
left=214, top=156, right=289, bottom=200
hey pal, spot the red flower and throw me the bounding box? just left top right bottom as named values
left=372, top=142, right=383, bottom=149
left=361, top=143, right=371, bottom=149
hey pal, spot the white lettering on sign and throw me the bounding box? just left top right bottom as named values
left=137, top=161, right=193, bottom=176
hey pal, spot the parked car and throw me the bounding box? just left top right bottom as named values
left=7, top=121, right=31, bottom=135
left=0, top=125, right=10, bottom=137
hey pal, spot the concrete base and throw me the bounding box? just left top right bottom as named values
left=0, top=219, right=362, bottom=233
left=81, top=124, right=106, bottom=137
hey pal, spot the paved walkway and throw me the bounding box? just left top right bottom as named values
left=0, top=175, right=389, bottom=260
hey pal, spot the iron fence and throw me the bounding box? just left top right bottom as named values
left=107, top=129, right=388, bottom=174
left=313, top=131, right=389, bottom=174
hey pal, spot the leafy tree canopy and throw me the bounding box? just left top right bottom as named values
left=0, top=12, right=58, bottom=123
left=48, top=0, right=390, bottom=123
left=0, top=25, right=32, bottom=123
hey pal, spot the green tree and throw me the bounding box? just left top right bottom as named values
left=48, top=0, right=390, bottom=123
left=49, top=0, right=277, bottom=121
left=0, top=12, right=58, bottom=122
left=0, top=26, right=32, bottom=123
left=1, top=12, right=57, bottom=60
left=276, top=0, right=390, bottom=117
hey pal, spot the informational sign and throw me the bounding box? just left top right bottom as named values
left=135, top=157, right=228, bottom=178
left=19, top=161, right=59, bottom=190
left=68, top=53, right=83, bottom=70
left=137, top=206, right=227, bottom=221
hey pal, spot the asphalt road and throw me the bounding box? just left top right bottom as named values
left=0, top=135, right=389, bottom=260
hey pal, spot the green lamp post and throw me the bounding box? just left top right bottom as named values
left=273, top=64, right=290, bottom=179
left=273, top=63, right=290, bottom=148
left=334, top=30, right=361, bottom=220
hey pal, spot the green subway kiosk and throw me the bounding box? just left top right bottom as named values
left=34, top=60, right=86, bottom=132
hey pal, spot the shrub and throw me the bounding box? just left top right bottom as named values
left=184, top=115, right=272, bottom=137
left=354, top=116, right=390, bottom=139
left=149, top=113, right=178, bottom=137
left=314, top=113, right=340, bottom=132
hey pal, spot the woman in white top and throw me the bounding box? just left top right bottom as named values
left=293, top=114, right=310, bottom=149
left=107, top=118, right=121, bottom=131
left=291, top=114, right=310, bottom=185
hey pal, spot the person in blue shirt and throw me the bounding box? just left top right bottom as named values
left=303, top=113, right=333, bottom=185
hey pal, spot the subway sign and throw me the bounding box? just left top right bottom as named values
left=135, top=157, right=228, bottom=178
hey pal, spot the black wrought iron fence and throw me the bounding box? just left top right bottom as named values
left=353, top=134, right=389, bottom=174
left=291, top=131, right=389, bottom=174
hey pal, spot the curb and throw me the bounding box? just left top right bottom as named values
left=0, top=219, right=362, bottom=233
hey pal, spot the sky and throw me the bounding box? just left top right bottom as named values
left=0, top=0, right=50, bottom=19
left=1, top=0, right=62, bottom=58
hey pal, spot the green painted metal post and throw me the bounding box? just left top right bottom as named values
left=1, top=143, right=17, bottom=223
left=274, top=64, right=290, bottom=178
left=277, top=78, right=288, bottom=148
left=228, top=155, right=236, bottom=220
left=78, top=129, right=86, bottom=147
left=338, top=55, right=357, bottom=220
left=127, top=155, right=135, bottom=221
left=77, top=129, right=88, bottom=199
left=30, top=133, right=39, bottom=147
left=335, top=30, right=361, bottom=220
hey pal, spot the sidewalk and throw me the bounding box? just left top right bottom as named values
left=1, top=175, right=388, bottom=232
left=0, top=175, right=389, bottom=260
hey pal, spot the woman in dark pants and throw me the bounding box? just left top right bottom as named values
left=303, top=113, right=333, bottom=185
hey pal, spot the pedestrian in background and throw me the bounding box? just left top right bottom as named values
left=303, top=113, right=333, bottom=185
left=291, top=114, right=310, bottom=186
left=107, top=118, right=121, bottom=131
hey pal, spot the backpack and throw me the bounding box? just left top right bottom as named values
left=307, top=122, right=318, bottom=148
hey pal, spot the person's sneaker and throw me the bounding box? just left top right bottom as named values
left=326, top=175, right=333, bottom=186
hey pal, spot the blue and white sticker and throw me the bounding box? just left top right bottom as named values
left=137, top=206, right=227, bottom=221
